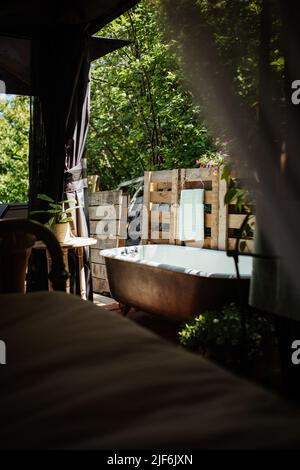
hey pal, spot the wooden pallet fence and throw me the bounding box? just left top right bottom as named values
left=226, top=210, right=255, bottom=253
left=179, top=168, right=220, bottom=249
left=89, top=190, right=127, bottom=294
left=142, top=169, right=180, bottom=245
left=141, top=168, right=254, bottom=251
left=142, top=168, right=223, bottom=249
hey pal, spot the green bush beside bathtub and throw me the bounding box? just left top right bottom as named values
left=179, top=303, right=277, bottom=375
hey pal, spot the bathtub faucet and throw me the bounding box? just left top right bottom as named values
left=121, top=247, right=138, bottom=256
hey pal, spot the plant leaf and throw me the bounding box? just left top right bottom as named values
left=224, top=187, right=237, bottom=205
left=47, top=209, right=61, bottom=214
left=60, top=199, right=77, bottom=204
left=239, top=241, right=247, bottom=252
left=37, top=194, right=54, bottom=203
left=64, top=206, right=81, bottom=214
left=59, top=217, right=73, bottom=223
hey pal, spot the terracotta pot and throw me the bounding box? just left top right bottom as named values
left=53, top=222, right=71, bottom=243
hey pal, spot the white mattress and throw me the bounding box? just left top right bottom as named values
left=0, top=291, right=299, bottom=449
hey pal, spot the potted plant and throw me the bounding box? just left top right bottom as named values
left=179, top=303, right=277, bottom=377
left=31, top=194, right=80, bottom=243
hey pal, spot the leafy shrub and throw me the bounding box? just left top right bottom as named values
left=179, top=303, right=275, bottom=370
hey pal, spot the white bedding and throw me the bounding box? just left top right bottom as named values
left=0, top=291, right=299, bottom=449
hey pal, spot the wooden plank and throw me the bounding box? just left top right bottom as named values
left=203, top=238, right=212, bottom=249
left=119, top=195, right=128, bottom=224
left=152, top=182, right=172, bottom=191
left=204, top=191, right=213, bottom=204
left=151, top=223, right=170, bottom=232
left=148, top=239, right=170, bottom=244
left=91, top=263, right=107, bottom=280
left=161, top=230, right=171, bottom=240
left=150, top=209, right=160, bottom=240
left=170, top=169, right=179, bottom=243
left=142, top=171, right=151, bottom=242
left=90, top=220, right=118, bottom=237
left=150, top=191, right=173, bottom=204
left=150, top=203, right=171, bottom=212
left=184, top=167, right=216, bottom=182
left=150, top=211, right=171, bottom=223
left=150, top=169, right=173, bottom=182
left=205, top=213, right=212, bottom=227
left=210, top=172, right=219, bottom=249
left=218, top=173, right=228, bottom=250
left=149, top=182, right=157, bottom=192
left=185, top=239, right=211, bottom=249
left=177, top=168, right=187, bottom=243
left=89, top=205, right=120, bottom=220
left=182, top=180, right=212, bottom=190
left=228, top=214, right=247, bottom=229
left=91, top=237, right=118, bottom=250
left=90, top=249, right=106, bottom=264
left=88, top=175, right=100, bottom=193
left=117, top=195, right=128, bottom=243
left=185, top=240, right=206, bottom=248
left=93, top=277, right=110, bottom=294
left=118, top=221, right=127, bottom=238
left=88, top=191, right=121, bottom=206
left=150, top=211, right=162, bottom=240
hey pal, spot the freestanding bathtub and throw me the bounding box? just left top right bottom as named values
left=100, top=244, right=253, bottom=321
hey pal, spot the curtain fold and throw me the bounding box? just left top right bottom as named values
left=64, top=45, right=93, bottom=300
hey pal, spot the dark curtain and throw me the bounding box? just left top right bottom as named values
left=28, top=26, right=92, bottom=296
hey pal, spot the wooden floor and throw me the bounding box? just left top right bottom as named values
left=93, top=293, right=117, bottom=307
left=93, top=293, right=181, bottom=344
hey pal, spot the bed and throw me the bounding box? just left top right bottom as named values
left=0, top=291, right=299, bottom=449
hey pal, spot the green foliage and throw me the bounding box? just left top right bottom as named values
left=194, top=0, right=263, bottom=108
left=190, top=0, right=283, bottom=108
left=31, top=194, right=79, bottom=227
left=179, top=303, right=275, bottom=369
left=221, top=162, right=255, bottom=248
left=87, top=0, right=221, bottom=190
left=0, top=96, right=30, bottom=203
left=221, top=162, right=251, bottom=213
left=0, top=1, right=286, bottom=201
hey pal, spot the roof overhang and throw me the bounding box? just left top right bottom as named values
left=0, top=0, right=138, bottom=95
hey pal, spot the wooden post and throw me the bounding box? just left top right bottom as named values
left=218, top=172, right=228, bottom=250
left=117, top=193, right=128, bottom=248
left=210, top=170, right=219, bottom=249
left=142, top=171, right=151, bottom=243
left=170, top=169, right=179, bottom=244
left=88, top=175, right=100, bottom=193
left=89, top=190, right=123, bottom=294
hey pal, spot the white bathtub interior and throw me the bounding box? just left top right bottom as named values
left=101, top=244, right=253, bottom=279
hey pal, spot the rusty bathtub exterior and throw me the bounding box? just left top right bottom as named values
left=101, top=245, right=252, bottom=321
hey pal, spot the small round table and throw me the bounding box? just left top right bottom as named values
left=34, top=237, right=97, bottom=300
